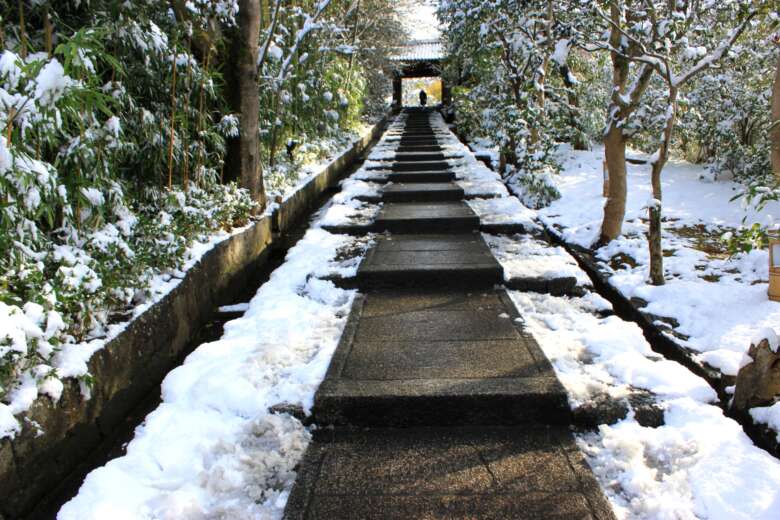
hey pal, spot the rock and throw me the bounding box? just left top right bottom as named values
left=572, top=394, right=628, bottom=429
left=732, top=336, right=780, bottom=414
left=268, top=402, right=310, bottom=425
left=572, top=390, right=664, bottom=430
left=628, top=391, right=665, bottom=428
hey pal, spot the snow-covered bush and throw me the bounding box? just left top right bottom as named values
left=679, top=48, right=775, bottom=183
left=505, top=165, right=562, bottom=210
left=723, top=179, right=780, bottom=255
left=439, top=0, right=572, bottom=184
left=0, top=4, right=250, bottom=407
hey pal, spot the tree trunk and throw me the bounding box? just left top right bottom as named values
left=772, top=51, right=780, bottom=181
left=268, top=92, right=281, bottom=167
left=598, top=3, right=630, bottom=245
left=530, top=2, right=554, bottom=147
left=530, top=57, right=547, bottom=146
left=44, top=7, right=53, bottom=57
left=648, top=88, right=678, bottom=286
left=601, top=124, right=628, bottom=243
left=225, top=0, right=265, bottom=209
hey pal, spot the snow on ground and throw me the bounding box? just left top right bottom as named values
left=509, top=278, right=780, bottom=520
left=467, top=197, right=538, bottom=228
left=317, top=197, right=380, bottom=227
left=218, top=303, right=250, bottom=313
left=468, top=135, right=780, bottom=517
left=536, top=144, right=780, bottom=378
left=752, top=403, right=780, bottom=442
left=59, top=228, right=369, bottom=520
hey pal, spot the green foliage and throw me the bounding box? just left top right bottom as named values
left=722, top=178, right=780, bottom=255
left=721, top=223, right=770, bottom=256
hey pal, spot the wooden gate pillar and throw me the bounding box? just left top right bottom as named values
left=392, top=73, right=402, bottom=113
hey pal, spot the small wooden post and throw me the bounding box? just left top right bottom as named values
left=602, top=160, right=609, bottom=197
left=769, top=239, right=780, bottom=302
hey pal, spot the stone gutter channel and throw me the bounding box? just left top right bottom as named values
left=459, top=135, right=780, bottom=461
left=1, top=116, right=389, bottom=520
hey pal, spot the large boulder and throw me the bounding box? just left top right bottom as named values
left=732, top=329, right=780, bottom=413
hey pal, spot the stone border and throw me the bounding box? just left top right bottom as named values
left=0, top=116, right=390, bottom=519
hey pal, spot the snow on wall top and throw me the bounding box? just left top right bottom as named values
left=391, top=39, right=444, bottom=62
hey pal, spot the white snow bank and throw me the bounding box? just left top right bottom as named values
left=335, top=178, right=382, bottom=201
left=59, top=229, right=357, bottom=519
left=218, top=303, right=249, bottom=313
left=467, top=197, right=539, bottom=228
left=317, top=198, right=380, bottom=227
left=483, top=234, right=589, bottom=285
left=581, top=399, right=780, bottom=520
left=751, top=403, right=780, bottom=443
left=509, top=291, right=716, bottom=406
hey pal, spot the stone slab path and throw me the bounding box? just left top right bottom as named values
left=357, top=235, right=502, bottom=287
left=284, top=108, right=615, bottom=520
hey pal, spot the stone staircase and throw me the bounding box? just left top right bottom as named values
left=283, top=108, right=615, bottom=520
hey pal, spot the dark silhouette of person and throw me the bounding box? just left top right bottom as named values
left=419, top=90, right=427, bottom=106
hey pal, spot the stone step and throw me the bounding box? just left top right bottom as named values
left=505, top=275, right=580, bottom=296
left=398, top=136, right=437, bottom=141
left=385, top=139, right=442, bottom=146
left=355, top=182, right=464, bottom=203
left=387, top=171, right=455, bottom=183
left=312, top=290, right=571, bottom=426
left=285, top=426, right=614, bottom=520
left=395, top=145, right=442, bottom=153
left=374, top=202, right=479, bottom=233
left=381, top=152, right=462, bottom=162
left=398, top=140, right=440, bottom=147
left=400, top=134, right=444, bottom=141
left=387, top=160, right=451, bottom=172
left=357, top=233, right=502, bottom=287
left=382, top=182, right=464, bottom=202
left=387, top=170, right=455, bottom=183
left=387, top=130, right=437, bottom=134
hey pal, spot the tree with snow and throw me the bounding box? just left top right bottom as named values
left=580, top=0, right=764, bottom=284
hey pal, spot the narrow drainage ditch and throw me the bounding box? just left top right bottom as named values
left=27, top=156, right=372, bottom=520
